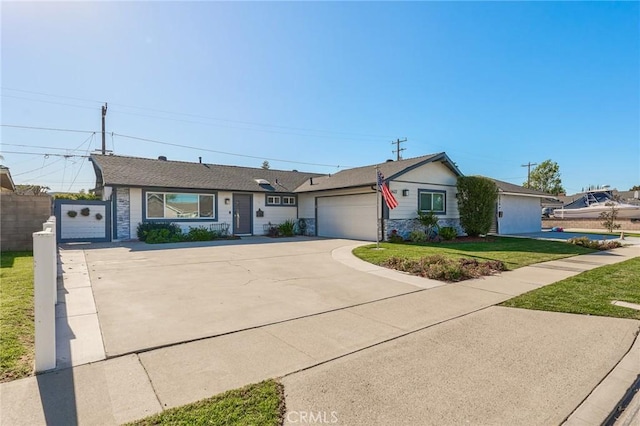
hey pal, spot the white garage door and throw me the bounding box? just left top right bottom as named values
left=317, top=193, right=378, bottom=241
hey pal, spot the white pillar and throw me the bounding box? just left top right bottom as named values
left=43, top=219, right=57, bottom=304
left=33, top=230, right=56, bottom=372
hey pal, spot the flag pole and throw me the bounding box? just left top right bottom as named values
left=375, top=165, right=380, bottom=249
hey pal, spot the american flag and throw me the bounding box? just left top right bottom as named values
left=377, top=170, right=399, bottom=209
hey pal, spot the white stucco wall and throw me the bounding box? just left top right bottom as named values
left=497, top=194, right=542, bottom=234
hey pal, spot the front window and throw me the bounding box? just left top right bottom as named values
left=419, top=190, right=445, bottom=214
left=283, top=196, right=296, bottom=205
left=146, top=192, right=215, bottom=219
left=266, top=195, right=281, bottom=205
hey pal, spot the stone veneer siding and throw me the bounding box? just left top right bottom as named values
left=115, top=188, right=131, bottom=240
left=299, top=218, right=316, bottom=236
left=384, top=218, right=465, bottom=241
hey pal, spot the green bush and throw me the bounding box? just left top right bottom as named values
left=456, top=176, right=498, bottom=237
left=409, top=230, right=428, bottom=243
left=137, top=222, right=182, bottom=242
left=416, top=210, right=440, bottom=238
left=388, top=230, right=404, bottom=243
left=53, top=193, right=100, bottom=200
left=278, top=219, right=296, bottom=237
left=186, top=226, right=219, bottom=241
left=568, top=237, right=622, bottom=250
left=145, top=228, right=183, bottom=244
left=439, top=226, right=458, bottom=241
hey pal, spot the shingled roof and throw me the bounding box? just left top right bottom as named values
left=90, top=154, right=324, bottom=193
left=294, top=152, right=462, bottom=193
left=485, top=177, right=553, bottom=198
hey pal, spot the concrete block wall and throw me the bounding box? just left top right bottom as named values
left=1, top=193, right=53, bottom=251
left=543, top=218, right=640, bottom=231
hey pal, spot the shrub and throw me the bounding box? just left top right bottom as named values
left=439, top=226, right=458, bottom=241
left=568, top=237, right=622, bottom=250
left=67, top=210, right=78, bottom=218
left=186, top=226, right=218, bottom=241
left=137, top=222, right=182, bottom=242
left=457, top=176, right=498, bottom=237
left=278, top=219, right=296, bottom=237
left=409, top=230, right=427, bottom=243
left=145, top=228, right=183, bottom=244
left=266, top=222, right=280, bottom=237
left=53, top=193, right=99, bottom=201
left=95, top=213, right=103, bottom=221
left=383, top=255, right=505, bottom=282
left=600, top=203, right=621, bottom=233
left=416, top=210, right=440, bottom=238
left=80, top=207, right=91, bottom=216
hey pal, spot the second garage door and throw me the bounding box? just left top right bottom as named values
left=317, top=193, right=378, bottom=241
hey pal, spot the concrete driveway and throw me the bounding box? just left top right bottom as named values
left=85, top=237, right=420, bottom=356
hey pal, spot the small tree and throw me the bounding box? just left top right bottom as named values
left=457, top=176, right=498, bottom=237
left=416, top=210, right=440, bottom=239
left=600, top=202, right=621, bottom=233
left=524, top=159, right=565, bottom=195
left=261, top=160, right=270, bottom=170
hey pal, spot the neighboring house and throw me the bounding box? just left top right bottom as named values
left=485, top=178, right=552, bottom=234
left=0, top=165, right=16, bottom=192
left=90, top=154, right=324, bottom=240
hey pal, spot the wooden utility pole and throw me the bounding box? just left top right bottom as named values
left=521, top=161, right=537, bottom=186
left=392, top=138, right=407, bottom=161
left=101, top=103, right=108, bottom=154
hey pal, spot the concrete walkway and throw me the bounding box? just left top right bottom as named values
left=1, top=242, right=639, bottom=425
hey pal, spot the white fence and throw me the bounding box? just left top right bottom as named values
left=33, top=216, right=57, bottom=372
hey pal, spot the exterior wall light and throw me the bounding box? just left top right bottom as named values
left=224, top=198, right=230, bottom=204
left=402, top=189, right=409, bottom=197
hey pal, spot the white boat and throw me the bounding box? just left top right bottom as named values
left=553, top=190, right=640, bottom=219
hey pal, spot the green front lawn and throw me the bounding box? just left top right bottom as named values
left=0, top=252, right=35, bottom=382
left=501, top=257, right=640, bottom=319
left=127, top=379, right=284, bottom=426
left=353, top=237, right=594, bottom=270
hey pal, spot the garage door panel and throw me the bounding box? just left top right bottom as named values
left=317, top=194, right=377, bottom=241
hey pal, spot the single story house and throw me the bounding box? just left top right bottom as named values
left=85, top=153, right=548, bottom=242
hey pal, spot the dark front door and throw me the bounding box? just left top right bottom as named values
left=233, top=194, right=252, bottom=235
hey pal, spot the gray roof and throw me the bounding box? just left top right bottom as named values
left=294, top=152, right=462, bottom=193
left=486, top=177, right=553, bottom=197
left=90, top=154, right=324, bottom=193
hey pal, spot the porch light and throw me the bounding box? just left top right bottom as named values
left=402, top=189, right=409, bottom=197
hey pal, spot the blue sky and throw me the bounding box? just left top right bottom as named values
left=1, top=1, right=638, bottom=194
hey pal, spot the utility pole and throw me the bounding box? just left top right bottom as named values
left=521, top=161, right=537, bottom=186
left=101, top=103, right=108, bottom=154
left=392, top=138, right=407, bottom=161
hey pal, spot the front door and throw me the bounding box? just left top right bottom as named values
left=233, top=194, right=252, bottom=235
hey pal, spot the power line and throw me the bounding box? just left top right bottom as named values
left=1, top=94, right=102, bottom=111
left=1, top=124, right=97, bottom=134
left=0, top=151, right=90, bottom=158
left=1, top=87, right=105, bottom=104
left=10, top=133, right=95, bottom=176
left=112, top=132, right=352, bottom=169
left=2, top=87, right=393, bottom=140
left=2, top=143, right=94, bottom=151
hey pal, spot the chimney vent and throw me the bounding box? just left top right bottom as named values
left=310, top=177, right=314, bottom=185
left=158, top=156, right=167, bottom=161
left=199, top=156, right=202, bottom=163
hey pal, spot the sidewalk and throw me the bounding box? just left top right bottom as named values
left=1, top=244, right=638, bottom=425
